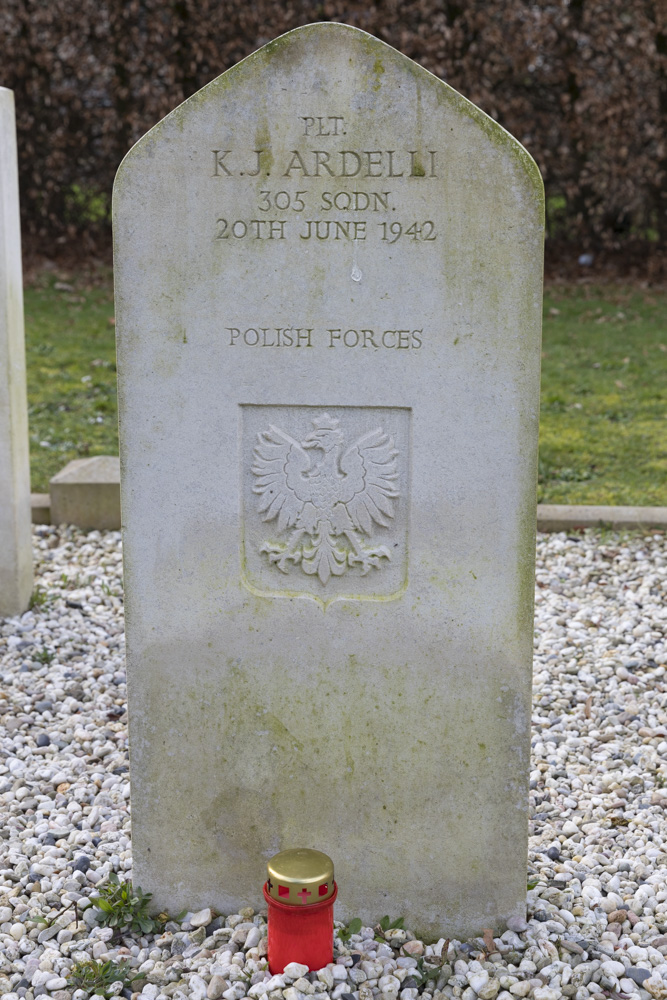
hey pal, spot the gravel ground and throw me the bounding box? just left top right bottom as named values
left=1, top=525, right=666, bottom=1000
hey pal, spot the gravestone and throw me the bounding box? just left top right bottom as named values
left=113, top=23, right=543, bottom=937
left=0, top=88, right=32, bottom=617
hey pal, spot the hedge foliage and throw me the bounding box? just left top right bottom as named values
left=1, top=0, right=665, bottom=270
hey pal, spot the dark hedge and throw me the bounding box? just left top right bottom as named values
left=1, top=0, right=665, bottom=272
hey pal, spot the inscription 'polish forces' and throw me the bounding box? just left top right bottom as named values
left=252, top=413, right=399, bottom=584
left=227, top=327, right=423, bottom=349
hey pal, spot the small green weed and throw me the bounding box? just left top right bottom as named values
left=527, top=876, right=540, bottom=890
left=93, top=873, right=160, bottom=936
left=29, top=586, right=51, bottom=610
left=235, top=962, right=268, bottom=985
left=67, top=958, right=139, bottom=998
left=538, top=458, right=594, bottom=486
left=34, top=647, right=55, bottom=665
left=375, top=914, right=405, bottom=942
left=412, top=957, right=443, bottom=985
left=338, top=916, right=362, bottom=942
left=379, top=914, right=404, bottom=932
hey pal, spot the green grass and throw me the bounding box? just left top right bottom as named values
left=538, top=285, right=666, bottom=505
left=23, top=271, right=667, bottom=504
left=24, top=268, right=117, bottom=492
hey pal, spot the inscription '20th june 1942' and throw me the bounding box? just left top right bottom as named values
left=210, top=114, right=440, bottom=244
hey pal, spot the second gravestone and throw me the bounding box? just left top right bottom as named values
left=114, top=23, right=543, bottom=937
left=0, top=87, right=32, bottom=617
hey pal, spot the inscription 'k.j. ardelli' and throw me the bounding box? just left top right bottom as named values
left=252, top=413, right=399, bottom=584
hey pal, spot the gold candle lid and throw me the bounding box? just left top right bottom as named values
left=267, top=848, right=334, bottom=905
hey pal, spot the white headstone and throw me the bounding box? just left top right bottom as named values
left=0, top=88, right=32, bottom=617
left=113, top=23, right=543, bottom=937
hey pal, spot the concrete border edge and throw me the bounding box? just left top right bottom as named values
left=536, top=505, right=667, bottom=532
left=29, top=485, right=667, bottom=534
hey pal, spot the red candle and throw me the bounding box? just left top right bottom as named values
left=264, top=848, right=337, bottom=974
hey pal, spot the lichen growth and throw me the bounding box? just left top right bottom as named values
left=372, top=56, right=385, bottom=90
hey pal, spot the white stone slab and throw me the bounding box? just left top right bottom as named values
left=0, top=88, right=32, bottom=617
left=113, top=23, right=544, bottom=937
left=50, top=456, right=121, bottom=530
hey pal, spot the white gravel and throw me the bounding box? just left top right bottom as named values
left=1, top=525, right=666, bottom=1000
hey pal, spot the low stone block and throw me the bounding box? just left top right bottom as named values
left=30, top=494, right=51, bottom=524
left=49, top=456, right=121, bottom=530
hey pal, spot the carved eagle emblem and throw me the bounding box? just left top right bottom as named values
left=252, top=413, right=400, bottom=584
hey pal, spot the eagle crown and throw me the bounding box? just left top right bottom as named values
left=302, top=426, right=344, bottom=453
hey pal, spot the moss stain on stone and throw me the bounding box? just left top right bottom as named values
left=254, top=118, right=274, bottom=179
left=372, top=56, right=385, bottom=90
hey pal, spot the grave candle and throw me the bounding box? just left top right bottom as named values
left=264, top=848, right=337, bottom=973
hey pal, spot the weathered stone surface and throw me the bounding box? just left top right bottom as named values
left=50, top=456, right=121, bottom=530
left=0, top=87, right=33, bottom=616
left=113, top=23, right=543, bottom=936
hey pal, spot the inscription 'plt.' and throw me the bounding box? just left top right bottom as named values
left=252, top=413, right=399, bottom=584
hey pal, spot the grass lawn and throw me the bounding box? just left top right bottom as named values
left=539, top=284, right=666, bottom=506
left=23, top=269, right=667, bottom=505
left=24, top=268, right=116, bottom=493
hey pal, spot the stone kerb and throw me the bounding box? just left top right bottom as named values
left=113, top=21, right=544, bottom=937
left=29, top=464, right=667, bottom=535
left=537, top=505, right=667, bottom=532
left=0, top=87, right=33, bottom=616
left=49, top=455, right=121, bottom=531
